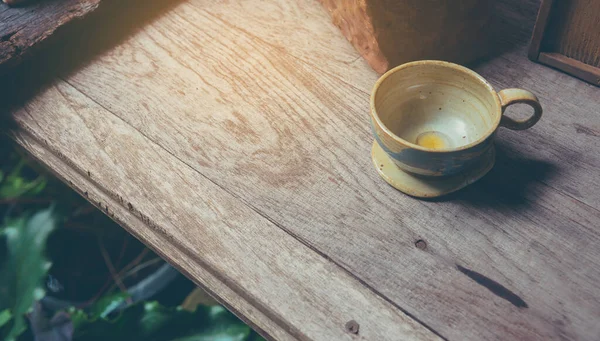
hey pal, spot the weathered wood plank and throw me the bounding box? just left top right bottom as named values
left=51, top=1, right=600, bottom=340
left=12, top=80, right=439, bottom=341
left=544, top=0, right=600, bottom=68
left=5, top=0, right=600, bottom=340
left=201, top=0, right=543, bottom=92
left=193, top=0, right=377, bottom=92
left=192, top=0, right=600, bottom=209
left=0, top=0, right=101, bottom=73
left=473, top=49, right=600, bottom=207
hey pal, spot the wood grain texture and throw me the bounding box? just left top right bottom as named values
left=543, top=0, right=600, bottom=68
left=11, top=80, right=439, bottom=341
left=539, top=52, right=600, bottom=86
left=5, top=0, right=600, bottom=340
left=0, top=0, right=100, bottom=73
left=527, top=0, right=553, bottom=60
left=527, top=0, right=600, bottom=86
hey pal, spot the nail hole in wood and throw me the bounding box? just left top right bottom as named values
left=415, top=239, right=427, bottom=250
left=345, top=320, right=359, bottom=334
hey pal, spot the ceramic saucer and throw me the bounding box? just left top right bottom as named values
left=371, top=141, right=495, bottom=198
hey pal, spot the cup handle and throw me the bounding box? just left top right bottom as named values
left=498, top=88, right=543, bottom=130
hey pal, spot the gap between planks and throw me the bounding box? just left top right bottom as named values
left=13, top=124, right=292, bottom=341
left=200, top=6, right=600, bottom=215
left=52, top=9, right=600, bottom=337
left=9, top=0, right=599, bottom=338
left=56, top=75, right=448, bottom=340
left=56, top=8, right=600, bottom=241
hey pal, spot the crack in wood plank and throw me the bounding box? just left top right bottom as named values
left=59, top=75, right=448, bottom=340
left=6, top=0, right=600, bottom=339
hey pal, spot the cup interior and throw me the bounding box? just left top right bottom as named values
left=372, top=62, right=500, bottom=151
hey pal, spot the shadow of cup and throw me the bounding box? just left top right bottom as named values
left=449, top=141, right=558, bottom=210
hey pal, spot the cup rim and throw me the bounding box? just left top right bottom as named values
left=370, top=60, right=502, bottom=153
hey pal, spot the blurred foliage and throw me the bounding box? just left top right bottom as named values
left=70, top=299, right=251, bottom=341
left=0, top=159, right=46, bottom=199
left=0, top=208, right=57, bottom=341
left=0, top=158, right=46, bottom=200
left=0, top=135, right=265, bottom=341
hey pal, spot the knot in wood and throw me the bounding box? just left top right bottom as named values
left=345, top=320, right=359, bottom=334
left=415, top=239, right=427, bottom=250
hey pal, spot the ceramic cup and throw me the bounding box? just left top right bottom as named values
left=370, top=60, right=542, bottom=178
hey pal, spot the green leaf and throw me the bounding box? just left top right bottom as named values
left=89, top=292, right=130, bottom=319
left=0, top=309, right=11, bottom=328
left=138, top=301, right=174, bottom=336
left=70, top=301, right=251, bottom=341
left=69, top=308, right=92, bottom=331
left=0, top=207, right=57, bottom=341
left=0, top=157, right=47, bottom=199
left=0, top=175, right=47, bottom=199
left=171, top=323, right=249, bottom=341
left=28, top=177, right=48, bottom=196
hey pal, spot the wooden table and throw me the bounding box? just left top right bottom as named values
left=2, top=0, right=600, bottom=339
